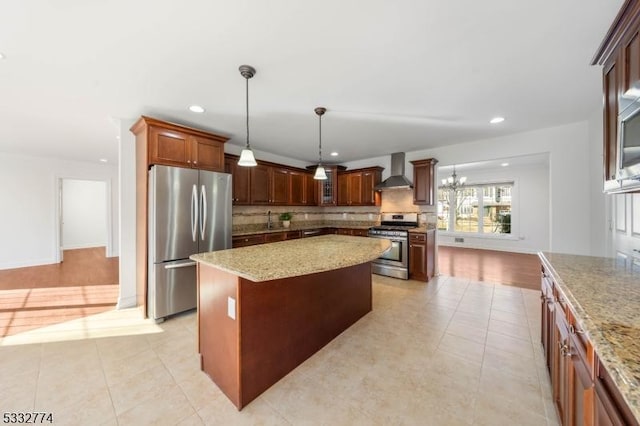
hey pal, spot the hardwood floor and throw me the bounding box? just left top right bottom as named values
left=0, top=247, right=119, bottom=337
left=438, top=245, right=540, bottom=290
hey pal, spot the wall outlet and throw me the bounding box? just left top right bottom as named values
left=454, top=237, right=464, bottom=243
left=342, top=213, right=347, bottom=219
left=227, top=297, right=236, bottom=320
left=304, top=213, right=309, bottom=220
left=368, top=213, right=373, bottom=220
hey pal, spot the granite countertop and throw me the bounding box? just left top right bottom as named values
left=538, top=252, right=640, bottom=420
left=233, top=223, right=436, bottom=236
left=408, top=227, right=436, bottom=234
left=232, top=223, right=373, bottom=236
left=191, top=235, right=392, bottom=282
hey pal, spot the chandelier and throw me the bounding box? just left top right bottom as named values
left=441, top=165, right=467, bottom=191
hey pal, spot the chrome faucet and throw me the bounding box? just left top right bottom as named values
left=267, top=210, right=273, bottom=229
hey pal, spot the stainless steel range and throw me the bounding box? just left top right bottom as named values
left=368, top=213, right=418, bottom=280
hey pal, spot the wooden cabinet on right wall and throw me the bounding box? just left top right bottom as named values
left=592, top=0, right=640, bottom=193
left=410, top=158, right=438, bottom=205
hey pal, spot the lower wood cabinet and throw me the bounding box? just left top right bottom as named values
left=233, top=228, right=347, bottom=248
left=540, top=265, right=638, bottom=426
left=408, top=231, right=435, bottom=282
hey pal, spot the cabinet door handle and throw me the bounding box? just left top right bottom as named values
left=569, top=324, right=585, bottom=335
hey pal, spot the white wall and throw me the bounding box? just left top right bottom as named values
left=436, top=162, right=550, bottom=253
left=62, top=179, right=107, bottom=249
left=117, top=119, right=138, bottom=309
left=0, top=152, right=119, bottom=269
left=343, top=121, right=594, bottom=255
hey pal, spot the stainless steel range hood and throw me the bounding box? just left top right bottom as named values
left=374, top=152, right=413, bottom=190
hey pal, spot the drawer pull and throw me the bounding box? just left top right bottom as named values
left=569, top=324, right=585, bottom=335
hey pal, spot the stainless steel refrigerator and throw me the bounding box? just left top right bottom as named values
left=148, top=165, right=232, bottom=321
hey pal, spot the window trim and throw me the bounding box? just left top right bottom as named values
left=437, top=180, right=517, bottom=238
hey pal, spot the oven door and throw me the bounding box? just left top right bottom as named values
left=368, top=233, right=407, bottom=267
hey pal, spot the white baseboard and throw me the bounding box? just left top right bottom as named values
left=62, top=243, right=107, bottom=250
left=0, top=257, right=57, bottom=270
left=117, top=295, right=138, bottom=310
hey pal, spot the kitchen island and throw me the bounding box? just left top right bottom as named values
left=190, top=235, right=391, bottom=410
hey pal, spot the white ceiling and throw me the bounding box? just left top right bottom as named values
left=0, top=0, right=624, bottom=166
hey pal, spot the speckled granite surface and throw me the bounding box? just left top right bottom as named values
left=191, top=235, right=392, bottom=282
left=539, top=252, right=640, bottom=421
left=408, top=227, right=436, bottom=234
left=233, top=222, right=435, bottom=236
left=233, top=222, right=374, bottom=236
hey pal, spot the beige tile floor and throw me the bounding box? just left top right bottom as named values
left=0, top=275, right=559, bottom=426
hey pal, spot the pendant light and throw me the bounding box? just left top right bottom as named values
left=238, top=65, right=257, bottom=167
left=313, top=107, right=328, bottom=180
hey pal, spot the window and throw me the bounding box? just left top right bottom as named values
left=438, top=182, right=513, bottom=235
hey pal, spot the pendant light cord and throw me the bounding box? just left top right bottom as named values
left=318, top=113, right=322, bottom=165
left=245, top=77, right=250, bottom=149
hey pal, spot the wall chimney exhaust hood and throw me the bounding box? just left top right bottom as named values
left=374, top=152, right=413, bottom=190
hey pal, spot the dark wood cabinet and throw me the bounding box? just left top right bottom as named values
left=317, top=167, right=341, bottom=206
left=410, top=158, right=438, bottom=206
left=408, top=231, right=435, bottom=281
left=143, top=118, right=226, bottom=172
left=233, top=234, right=266, bottom=248
left=290, top=171, right=305, bottom=205
left=592, top=0, right=640, bottom=193
left=337, top=167, right=383, bottom=206
left=225, top=157, right=251, bottom=204
left=539, top=264, right=638, bottom=426
left=226, top=154, right=317, bottom=206
left=594, top=359, right=639, bottom=426
left=250, top=165, right=271, bottom=204
left=304, top=173, right=317, bottom=205
left=271, top=168, right=290, bottom=205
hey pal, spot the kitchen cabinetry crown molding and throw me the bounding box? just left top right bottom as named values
left=131, top=115, right=229, bottom=143
left=592, top=0, right=640, bottom=66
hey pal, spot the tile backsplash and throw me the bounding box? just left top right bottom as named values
left=233, top=189, right=437, bottom=232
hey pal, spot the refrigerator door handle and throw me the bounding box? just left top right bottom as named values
left=200, top=184, right=207, bottom=240
left=164, top=261, right=197, bottom=270
left=191, top=184, right=198, bottom=242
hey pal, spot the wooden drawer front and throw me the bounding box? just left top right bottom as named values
left=352, top=229, right=369, bottom=237
left=410, top=233, right=426, bottom=243
left=337, top=229, right=352, bottom=235
left=301, top=229, right=323, bottom=238
left=264, top=232, right=287, bottom=243
left=285, top=231, right=301, bottom=240
left=233, top=235, right=265, bottom=248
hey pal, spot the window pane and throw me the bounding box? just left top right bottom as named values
left=454, top=188, right=478, bottom=233
left=483, top=185, right=512, bottom=234
left=437, top=189, right=450, bottom=231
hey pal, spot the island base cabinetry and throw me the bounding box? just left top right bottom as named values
left=197, top=262, right=373, bottom=409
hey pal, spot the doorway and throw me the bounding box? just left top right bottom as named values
left=56, top=178, right=113, bottom=262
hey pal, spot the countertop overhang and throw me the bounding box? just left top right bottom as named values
left=191, top=235, right=392, bottom=282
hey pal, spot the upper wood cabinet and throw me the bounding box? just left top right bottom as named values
left=133, top=116, right=227, bottom=172
left=410, top=158, right=438, bottom=205
left=225, top=154, right=317, bottom=206
left=225, top=156, right=251, bottom=204
left=592, top=0, right=640, bottom=193
left=317, top=167, right=339, bottom=206
left=337, top=167, right=383, bottom=206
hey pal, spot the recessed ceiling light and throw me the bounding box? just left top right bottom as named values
left=99, top=158, right=108, bottom=163
left=330, top=152, right=339, bottom=156
left=501, top=162, right=509, bottom=167
left=0, top=52, right=5, bottom=60
left=189, top=105, right=205, bottom=113
left=490, top=117, right=505, bottom=124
